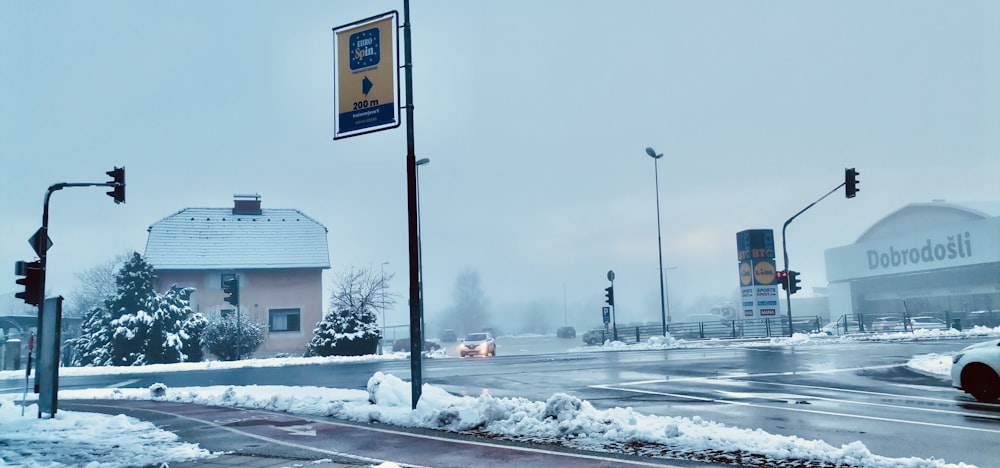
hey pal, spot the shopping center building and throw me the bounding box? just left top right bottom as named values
left=824, top=201, right=1000, bottom=323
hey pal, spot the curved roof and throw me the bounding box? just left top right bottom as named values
left=856, top=201, right=1000, bottom=243
left=144, top=207, right=330, bottom=270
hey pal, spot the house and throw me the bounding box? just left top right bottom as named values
left=144, top=194, right=330, bottom=356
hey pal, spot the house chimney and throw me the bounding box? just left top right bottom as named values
left=233, top=193, right=262, bottom=215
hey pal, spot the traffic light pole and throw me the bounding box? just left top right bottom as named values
left=30, top=179, right=123, bottom=417
left=780, top=182, right=843, bottom=336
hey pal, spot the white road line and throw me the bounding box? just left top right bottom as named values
left=599, top=363, right=902, bottom=387
left=106, top=379, right=141, bottom=388
left=590, top=377, right=1000, bottom=434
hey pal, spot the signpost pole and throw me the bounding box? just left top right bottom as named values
left=401, top=0, right=423, bottom=409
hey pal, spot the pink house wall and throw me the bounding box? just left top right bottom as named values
left=154, top=269, right=323, bottom=356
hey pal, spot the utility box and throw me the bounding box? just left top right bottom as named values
left=3, top=339, right=21, bottom=370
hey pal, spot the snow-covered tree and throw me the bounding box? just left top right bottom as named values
left=69, top=252, right=204, bottom=366
left=202, top=315, right=265, bottom=361
left=70, top=305, right=113, bottom=366
left=307, top=266, right=392, bottom=357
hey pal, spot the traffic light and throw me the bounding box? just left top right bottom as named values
left=845, top=167, right=860, bottom=199
left=604, top=286, right=614, bottom=306
left=223, top=276, right=239, bottom=306
left=775, top=270, right=789, bottom=291
left=15, top=260, right=42, bottom=306
left=106, top=166, right=125, bottom=204
left=788, top=270, right=802, bottom=294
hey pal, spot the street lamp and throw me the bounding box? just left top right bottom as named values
left=645, top=146, right=669, bottom=335
left=415, top=158, right=430, bottom=343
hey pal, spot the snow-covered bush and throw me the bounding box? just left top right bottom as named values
left=307, top=266, right=388, bottom=357
left=202, top=315, right=266, bottom=361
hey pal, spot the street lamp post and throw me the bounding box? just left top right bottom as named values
left=645, top=146, right=669, bottom=335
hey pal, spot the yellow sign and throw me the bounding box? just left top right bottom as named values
left=739, top=261, right=753, bottom=286
left=753, top=259, right=776, bottom=285
left=333, top=12, right=399, bottom=139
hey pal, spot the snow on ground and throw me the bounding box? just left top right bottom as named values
left=2, top=326, right=997, bottom=468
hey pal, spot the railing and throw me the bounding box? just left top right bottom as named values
left=583, top=316, right=823, bottom=345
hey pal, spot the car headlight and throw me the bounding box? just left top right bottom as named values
left=952, top=353, right=964, bottom=364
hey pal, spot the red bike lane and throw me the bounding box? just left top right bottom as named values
left=66, top=399, right=690, bottom=468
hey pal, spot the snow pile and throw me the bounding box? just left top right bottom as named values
left=906, top=353, right=953, bottom=379
left=0, top=398, right=215, bottom=467
left=53, top=373, right=973, bottom=468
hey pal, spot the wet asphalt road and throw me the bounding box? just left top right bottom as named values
left=4, top=335, right=998, bottom=466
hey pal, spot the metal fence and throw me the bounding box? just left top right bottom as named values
left=583, top=316, right=823, bottom=345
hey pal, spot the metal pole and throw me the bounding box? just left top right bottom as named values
left=781, top=183, right=844, bottom=336
left=402, top=0, right=423, bottom=409
left=611, top=279, right=618, bottom=342
left=653, top=157, right=668, bottom=334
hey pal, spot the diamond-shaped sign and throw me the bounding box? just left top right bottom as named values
left=29, top=227, right=53, bottom=257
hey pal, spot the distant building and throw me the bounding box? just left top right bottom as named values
left=144, top=195, right=330, bottom=356
left=825, top=201, right=1000, bottom=322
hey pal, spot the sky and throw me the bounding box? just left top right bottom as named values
left=2, top=1, right=999, bottom=333
left=2, top=329, right=992, bottom=468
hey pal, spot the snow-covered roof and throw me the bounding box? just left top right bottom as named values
left=144, top=207, right=330, bottom=270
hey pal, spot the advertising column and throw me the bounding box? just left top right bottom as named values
left=737, top=229, right=779, bottom=318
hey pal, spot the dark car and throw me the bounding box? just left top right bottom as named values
left=556, top=326, right=576, bottom=338
left=391, top=338, right=442, bottom=353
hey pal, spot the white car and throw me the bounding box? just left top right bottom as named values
left=459, top=332, right=496, bottom=357
left=951, top=338, right=1000, bottom=402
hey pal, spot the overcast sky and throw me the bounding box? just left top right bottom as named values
left=2, top=1, right=998, bottom=332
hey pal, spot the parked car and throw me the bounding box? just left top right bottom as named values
left=909, top=316, right=948, bottom=330
left=391, top=338, right=442, bottom=353
left=951, top=338, right=1000, bottom=402
left=871, top=316, right=904, bottom=332
left=440, top=329, right=458, bottom=342
left=556, top=326, right=576, bottom=338
left=459, top=332, right=495, bottom=357
left=582, top=329, right=607, bottom=345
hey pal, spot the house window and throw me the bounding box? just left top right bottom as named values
left=269, top=308, right=300, bottom=332
left=220, top=273, right=236, bottom=289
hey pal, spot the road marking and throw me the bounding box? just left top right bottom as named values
left=276, top=424, right=317, bottom=436
left=734, top=379, right=1000, bottom=421
left=591, top=384, right=1000, bottom=433
left=590, top=365, right=1000, bottom=434
left=106, top=379, right=141, bottom=388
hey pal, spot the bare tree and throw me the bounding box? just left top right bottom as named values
left=327, top=266, right=397, bottom=322
left=308, top=266, right=396, bottom=357
left=66, top=252, right=130, bottom=318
